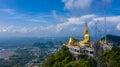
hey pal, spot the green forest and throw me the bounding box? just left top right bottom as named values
left=42, top=46, right=96, bottom=67
left=42, top=46, right=120, bottom=67
left=99, top=47, right=120, bottom=67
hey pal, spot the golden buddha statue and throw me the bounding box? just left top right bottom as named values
left=83, top=22, right=90, bottom=44
left=80, top=22, right=90, bottom=45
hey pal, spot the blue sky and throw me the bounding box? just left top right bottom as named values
left=0, top=0, right=120, bottom=37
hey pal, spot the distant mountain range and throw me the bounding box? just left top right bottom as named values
left=101, top=35, right=120, bottom=47
left=0, top=35, right=119, bottom=48
left=0, top=37, right=69, bottom=48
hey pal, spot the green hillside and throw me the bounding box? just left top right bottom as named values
left=42, top=46, right=120, bottom=67
left=99, top=47, right=120, bottom=67
left=42, top=46, right=96, bottom=67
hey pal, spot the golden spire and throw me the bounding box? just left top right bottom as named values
left=68, top=32, right=79, bottom=45
left=83, top=22, right=90, bottom=44
left=85, top=22, right=88, bottom=28
left=84, top=22, right=89, bottom=34
left=70, top=32, right=72, bottom=38
left=69, top=32, right=73, bottom=45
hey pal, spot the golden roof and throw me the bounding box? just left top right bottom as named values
left=68, top=34, right=78, bottom=45
left=68, top=22, right=90, bottom=46
left=99, top=40, right=107, bottom=44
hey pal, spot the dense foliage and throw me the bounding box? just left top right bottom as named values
left=99, top=47, right=120, bottom=67
left=42, top=46, right=96, bottom=67
left=43, top=46, right=120, bottom=67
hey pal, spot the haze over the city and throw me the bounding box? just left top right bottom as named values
left=0, top=0, right=120, bottom=37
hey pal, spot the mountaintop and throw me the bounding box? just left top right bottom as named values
left=101, top=34, right=120, bottom=47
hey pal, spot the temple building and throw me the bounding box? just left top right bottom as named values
left=99, top=39, right=113, bottom=51
left=64, top=22, right=94, bottom=57
left=64, top=22, right=113, bottom=57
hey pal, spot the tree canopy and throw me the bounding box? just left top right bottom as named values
left=42, top=46, right=96, bottom=67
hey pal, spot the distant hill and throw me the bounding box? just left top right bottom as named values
left=101, top=35, right=120, bottom=47
left=0, top=37, right=68, bottom=48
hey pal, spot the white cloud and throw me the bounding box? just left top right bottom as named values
left=0, top=8, right=16, bottom=15
left=0, top=25, right=32, bottom=33
left=8, top=13, right=51, bottom=23
left=62, top=0, right=93, bottom=10
left=93, top=16, right=120, bottom=22
left=56, top=14, right=95, bottom=32
left=88, top=16, right=120, bottom=27
left=0, top=25, right=14, bottom=33
left=54, top=14, right=120, bottom=37
left=56, top=17, right=84, bottom=32
left=0, top=25, right=55, bottom=34
left=0, top=14, right=120, bottom=37
left=116, top=23, right=120, bottom=31
left=0, top=14, right=94, bottom=34
left=52, top=10, right=67, bottom=23
left=0, top=8, right=52, bottom=24
left=56, top=14, right=95, bottom=33
left=80, top=14, right=96, bottom=19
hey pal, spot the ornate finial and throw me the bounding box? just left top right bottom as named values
left=70, top=32, right=72, bottom=38
left=85, top=22, right=88, bottom=28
